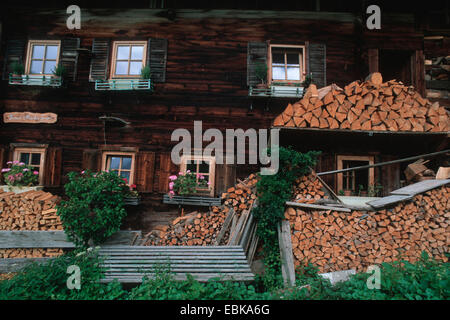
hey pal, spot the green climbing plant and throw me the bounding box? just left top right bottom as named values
left=252, top=147, right=320, bottom=290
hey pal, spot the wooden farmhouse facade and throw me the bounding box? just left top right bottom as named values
left=0, top=2, right=449, bottom=217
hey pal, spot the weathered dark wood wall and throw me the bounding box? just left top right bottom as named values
left=0, top=8, right=428, bottom=196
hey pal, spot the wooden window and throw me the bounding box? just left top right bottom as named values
left=101, top=152, right=136, bottom=185
left=180, top=155, right=216, bottom=196
left=110, top=41, right=147, bottom=78
left=268, top=45, right=305, bottom=84
left=337, top=155, right=375, bottom=195
left=13, top=147, right=46, bottom=185
left=25, top=40, right=61, bottom=75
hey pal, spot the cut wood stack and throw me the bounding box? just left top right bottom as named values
left=285, top=185, right=449, bottom=273
left=0, top=190, right=62, bottom=231
left=141, top=174, right=259, bottom=246
left=0, top=190, right=64, bottom=259
left=292, top=173, right=328, bottom=203
left=273, top=72, right=450, bottom=132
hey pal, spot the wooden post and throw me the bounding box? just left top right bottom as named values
left=277, top=220, right=296, bottom=287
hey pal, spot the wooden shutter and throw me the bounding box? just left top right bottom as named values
left=81, top=149, right=101, bottom=171
left=147, top=38, right=167, bottom=83
left=60, top=38, right=80, bottom=82
left=247, top=42, right=267, bottom=87
left=157, top=153, right=178, bottom=193
left=89, top=38, right=110, bottom=81
left=2, top=39, right=26, bottom=80
left=44, top=147, right=62, bottom=187
left=215, top=163, right=236, bottom=197
left=135, top=151, right=156, bottom=192
left=307, top=42, right=326, bottom=88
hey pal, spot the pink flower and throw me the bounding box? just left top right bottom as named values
left=12, top=160, right=19, bottom=165
left=33, top=171, right=39, bottom=175
left=179, top=171, right=184, bottom=176
left=207, top=182, right=211, bottom=185
left=168, top=190, right=175, bottom=198
left=186, top=170, right=191, bottom=173
left=81, top=170, right=85, bottom=174
left=23, top=168, right=30, bottom=172
left=6, top=161, right=12, bottom=165
left=18, top=162, right=25, bottom=166
left=169, top=175, right=177, bottom=181
left=130, top=184, right=136, bottom=189
left=169, top=182, right=174, bottom=189
left=1, top=168, right=11, bottom=173
left=123, top=178, right=128, bottom=183
left=199, top=175, right=205, bottom=180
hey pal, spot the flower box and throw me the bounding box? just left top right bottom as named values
left=123, top=196, right=141, bottom=206
left=0, top=185, right=44, bottom=194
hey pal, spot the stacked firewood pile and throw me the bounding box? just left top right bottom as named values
left=273, top=72, right=449, bottom=132
left=0, top=190, right=63, bottom=231
left=285, top=185, right=449, bottom=273
left=0, top=190, right=64, bottom=259
left=141, top=174, right=258, bottom=246
left=292, top=173, right=328, bottom=203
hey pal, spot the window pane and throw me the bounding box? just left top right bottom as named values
left=129, top=62, right=142, bottom=75
left=272, top=66, right=286, bottom=80
left=186, top=161, right=197, bottom=173
left=199, top=161, right=210, bottom=174
left=122, top=157, right=132, bottom=170
left=287, top=67, right=300, bottom=80
left=272, top=52, right=284, bottom=64
left=31, top=153, right=41, bottom=165
left=131, top=46, right=144, bottom=60
left=20, top=153, right=30, bottom=164
left=46, top=46, right=59, bottom=59
left=117, top=46, right=130, bottom=60
left=109, top=157, right=121, bottom=170
left=287, top=53, right=299, bottom=64
left=115, top=61, right=128, bottom=75
left=32, top=45, right=45, bottom=59
left=30, top=60, right=43, bottom=74
left=120, top=171, right=130, bottom=181
left=44, top=61, right=57, bottom=74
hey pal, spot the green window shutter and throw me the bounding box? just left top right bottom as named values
left=147, top=38, right=167, bottom=83
left=89, top=38, right=110, bottom=81
left=60, top=38, right=80, bottom=82
left=247, top=42, right=267, bottom=87
left=2, top=39, right=27, bottom=80
left=307, top=42, right=326, bottom=88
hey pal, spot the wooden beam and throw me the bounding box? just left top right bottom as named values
left=278, top=220, right=296, bottom=287
left=285, top=201, right=352, bottom=212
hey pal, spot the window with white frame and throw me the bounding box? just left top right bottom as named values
left=180, top=155, right=216, bottom=196
left=101, top=152, right=136, bottom=185
left=25, top=40, right=61, bottom=75
left=13, top=147, right=46, bottom=184
left=269, top=45, right=305, bottom=83
left=111, top=41, right=147, bottom=78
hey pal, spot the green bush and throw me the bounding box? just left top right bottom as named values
left=56, top=170, right=129, bottom=247
left=253, top=147, right=320, bottom=290
left=0, top=250, right=127, bottom=300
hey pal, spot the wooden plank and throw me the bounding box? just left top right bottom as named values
left=228, top=210, right=249, bottom=245
left=366, top=194, right=413, bottom=209
left=214, top=208, right=235, bottom=245
left=285, top=201, right=352, bottom=212
left=0, top=231, right=141, bottom=249
left=277, top=220, right=296, bottom=287
left=0, top=258, right=51, bottom=273
left=390, top=179, right=449, bottom=196
left=162, top=194, right=221, bottom=206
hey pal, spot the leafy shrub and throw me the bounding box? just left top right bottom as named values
left=333, top=252, right=450, bottom=300
left=56, top=170, right=129, bottom=247
left=10, top=61, right=24, bottom=75
left=252, top=147, right=320, bottom=290
left=129, top=264, right=269, bottom=300
left=0, top=249, right=127, bottom=300
left=1, top=161, right=39, bottom=186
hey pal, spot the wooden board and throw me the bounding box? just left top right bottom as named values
left=277, top=220, right=296, bottom=287
left=285, top=201, right=352, bottom=212
left=3, top=112, right=57, bottom=124
left=366, top=195, right=413, bottom=209
left=390, top=179, right=450, bottom=196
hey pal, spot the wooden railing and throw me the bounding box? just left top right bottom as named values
left=95, top=79, right=152, bottom=91
left=249, top=85, right=305, bottom=98
left=8, top=74, right=62, bottom=87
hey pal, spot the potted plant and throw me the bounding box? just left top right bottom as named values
left=254, top=62, right=268, bottom=89
left=1, top=160, right=42, bottom=193
left=10, top=61, right=24, bottom=83
left=168, top=171, right=209, bottom=198
left=123, top=183, right=141, bottom=205
left=343, top=188, right=352, bottom=196
left=358, top=184, right=368, bottom=197
left=51, top=63, right=66, bottom=85
left=368, top=183, right=384, bottom=197
left=302, top=73, right=313, bottom=89
left=139, top=65, right=152, bottom=89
